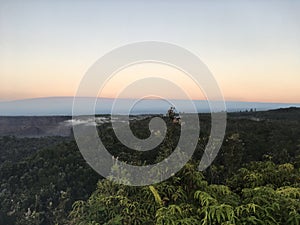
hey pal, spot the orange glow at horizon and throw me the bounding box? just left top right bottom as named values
left=1, top=55, right=300, bottom=103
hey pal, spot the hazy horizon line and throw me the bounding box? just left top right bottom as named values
left=1, top=96, right=300, bottom=105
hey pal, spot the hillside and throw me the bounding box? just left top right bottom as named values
left=0, top=108, right=299, bottom=224
left=0, top=107, right=299, bottom=138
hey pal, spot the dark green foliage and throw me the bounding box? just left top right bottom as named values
left=71, top=160, right=300, bottom=225
left=0, top=136, right=69, bottom=164
left=0, top=141, right=100, bottom=224
left=1, top=108, right=300, bottom=224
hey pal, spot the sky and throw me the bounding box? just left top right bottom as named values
left=0, top=0, right=300, bottom=103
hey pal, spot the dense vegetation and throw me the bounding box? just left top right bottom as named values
left=0, top=108, right=299, bottom=224
left=0, top=140, right=100, bottom=224
left=0, top=136, right=69, bottom=164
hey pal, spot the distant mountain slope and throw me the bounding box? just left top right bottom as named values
left=0, top=107, right=299, bottom=137
left=0, top=97, right=299, bottom=116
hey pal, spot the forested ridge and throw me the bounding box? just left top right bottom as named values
left=0, top=108, right=299, bottom=224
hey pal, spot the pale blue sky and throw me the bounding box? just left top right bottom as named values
left=1, top=0, right=300, bottom=102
